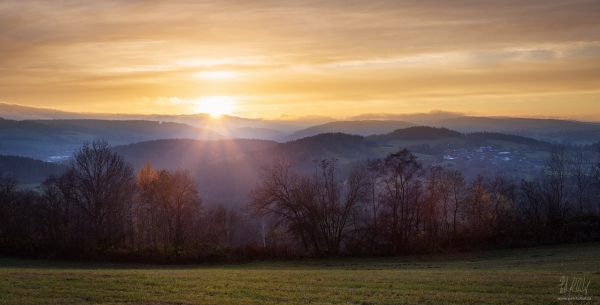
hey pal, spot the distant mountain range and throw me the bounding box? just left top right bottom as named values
left=1, top=103, right=599, bottom=163
left=3, top=102, right=600, bottom=141
left=0, top=102, right=312, bottom=136
left=433, top=117, right=600, bottom=133
left=0, top=118, right=222, bottom=160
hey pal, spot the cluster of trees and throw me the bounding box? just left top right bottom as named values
left=0, top=141, right=253, bottom=262
left=251, top=145, right=600, bottom=256
left=0, top=140, right=599, bottom=262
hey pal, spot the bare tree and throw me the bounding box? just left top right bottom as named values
left=250, top=158, right=370, bottom=256
left=544, top=144, right=571, bottom=234
left=518, top=178, right=545, bottom=243
left=361, top=159, right=386, bottom=252
left=38, top=172, right=80, bottom=253
left=421, top=165, right=445, bottom=250
left=444, top=169, right=467, bottom=247
left=311, top=159, right=370, bottom=255
left=0, top=171, right=18, bottom=237
left=378, top=149, right=424, bottom=254
left=569, top=150, right=596, bottom=220
left=464, top=175, right=492, bottom=245
left=0, top=173, right=40, bottom=255
left=486, top=175, right=518, bottom=243
left=65, top=141, right=136, bottom=252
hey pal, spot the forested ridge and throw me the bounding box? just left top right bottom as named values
left=0, top=137, right=599, bottom=263
left=367, top=126, right=551, bottom=147
left=283, top=120, right=415, bottom=141
left=0, top=155, right=66, bottom=184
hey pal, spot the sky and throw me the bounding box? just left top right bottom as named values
left=1, top=0, right=599, bottom=120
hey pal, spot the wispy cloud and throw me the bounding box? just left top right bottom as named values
left=154, top=97, right=189, bottom=105
left=0, top=0, right=598, bottom=118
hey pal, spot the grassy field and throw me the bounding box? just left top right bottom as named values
left=1, top=244, right=599, bottom=304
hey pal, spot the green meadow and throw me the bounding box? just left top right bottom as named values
left=1, top=243, right=599, bottom=304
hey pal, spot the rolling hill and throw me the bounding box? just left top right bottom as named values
left=282, top=120, right=415, bottom=141
left=434, top=117, right=600, bottom=133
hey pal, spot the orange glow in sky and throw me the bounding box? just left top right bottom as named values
left=0, top=1, right=599, bottom=120
left=194, top=96, right=235, bottom=117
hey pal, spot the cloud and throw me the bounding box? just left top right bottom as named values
left=0, top=0, right=599, bottom=117
left=3, top=0, right=599, bottom=66
left=154, top=97, right=189, bottom=105
left=349, top=111, right=466, bottom=123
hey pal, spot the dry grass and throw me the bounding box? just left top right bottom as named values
left=1, top=243, right=599, bottom=304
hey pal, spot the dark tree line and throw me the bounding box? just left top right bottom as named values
left=1, top=140, right=599, bottom=262
left=0, top=141, right=255, bottom=262
left=251, top=145, right=600, bottom=256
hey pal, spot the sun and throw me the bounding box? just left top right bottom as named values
left=195, top=96, right=235, bottom=117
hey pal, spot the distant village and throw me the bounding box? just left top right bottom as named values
left=443, top=146, right=542, bottom=167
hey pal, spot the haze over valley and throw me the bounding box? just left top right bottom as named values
left=1, top=102, right=599, bottom=211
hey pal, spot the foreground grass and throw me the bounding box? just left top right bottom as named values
left=1, top=244, right=599, bottom=304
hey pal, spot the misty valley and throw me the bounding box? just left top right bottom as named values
left=1, top=116, right=599, bottom=263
